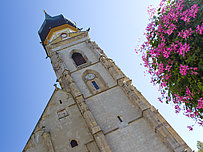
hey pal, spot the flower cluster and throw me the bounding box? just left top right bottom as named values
left=181, top=4, right=199, bottom=22
left=178, top=28, right=194, bottom=40
left=196, top=23, right=203, bottom=34
left=179, top=64, right=189, bottom=75
left=136, top=0, right=203, bottom=129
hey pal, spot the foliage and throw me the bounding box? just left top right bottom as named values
left=197, top=141, right=203, bottom=152
left=136, top=0, right=203, bottom=129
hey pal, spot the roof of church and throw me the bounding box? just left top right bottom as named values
left=38, top=11, right=77, bottom=44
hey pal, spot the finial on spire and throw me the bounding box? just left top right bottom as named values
left=43, top=10, right=52, bottom=19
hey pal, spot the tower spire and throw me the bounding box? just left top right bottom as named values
left=43, top=10, right=52, bottom=19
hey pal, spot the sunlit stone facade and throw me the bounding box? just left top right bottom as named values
left=23, top=13, right=192, bottom=152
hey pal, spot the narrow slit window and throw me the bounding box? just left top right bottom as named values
left=59, top=100, right=62, bottom=104
left=92, top=81, right=99, bottom=90
left=117, top=116, right=123, bottom=122
left=70, top=140, right=78, bottom=148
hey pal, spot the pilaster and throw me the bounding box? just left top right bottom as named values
left=58, top=69, right=112, bottom=152
left=100, top=56, right=192, bottom=152
left=100, top=56, right=124, bottom=81
left=42, top=131, right=55, bottom=152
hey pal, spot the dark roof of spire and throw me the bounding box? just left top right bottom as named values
left=44, top=12, right=52, bottom=19
left=38, top=12, right=77, bottom=44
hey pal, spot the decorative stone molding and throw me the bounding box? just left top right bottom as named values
left=59, top=70, right=112, bottom=152
left=75, top=95, right=89, bottom=114
left=100, top=56, right=124, bottom=81
left=94, top=132, right=112, bottom=152
left=83, top=110, right=101, bottom=134
left=58, top=77, right=70, bottom=93
left=118, top=78, right=150, bottom=111
left=74, top=95, right=112, bottom=151
left=85, top=40, right=105, bottom=57
left=112, top=64, right=192, bottom=152
left=82, top=69, right=108, bottom=95
left=46, top=31, right=89, bottom=52
left=50, top=52, right=66, bottom=79
left=42, top=131, right=55, bottom=152
left=58, top=69, right=81, bottom=97
left=70, top=49, right=92, bottom=70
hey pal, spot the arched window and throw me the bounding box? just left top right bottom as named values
left=72, top=52, right=86, bottom=66
left=82, top=70, right=108, bottom=94
left=70, top=140, right=78, bottom=148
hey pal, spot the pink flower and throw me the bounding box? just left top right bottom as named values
left=162, top=81, right=167, bottom=87
left=194, top=112, right=198, bottom=116
left=181, top=10, right=190, bottom=22
left=178, top=28, right=194, bottom=40
left=164, top=74, right=171, bottom=80
left=186, top=86, right=190, bottom=95
left=187, top=126, right=193, bottom=131
left=165, top=23, right=177, bottom=35
left=191, top=71, right=198, bottom=75
left=175, top=105, right=181, bottom=113
left=158, top=97, right=163, bottom=103
left=158, top=63, right=164, bottom=74
left=170, top=42, right=178, bottom=52
left=190, top=67, right=198, bottom=75
left=163, top=49, right=170, bottom=58
left=146, top=22, right=155, bottom=32
left=147, top=5, right=157, bottom=19
left=180, top=4, right=199, bottom=23
left=175, top=0, right=184, bottom=12
left=196, top=23, right=203, bottom=34
left=174, top=94, right=184, bottom=103
left=177, top=43, right=190, bottom=56
left=179, top=64, right=189, bottom=75
left=165, top=65, right=172, bottom=72
left=185, top=86, right=193, bottom=97
left=198, top=120, right=203, bottom=126
left=189, top=4, right=199, bottom=18
left=197, top=98, right=203, bottom=109
left=135, top=48, right=138, bottom=54
left=186, top=109, right=192, bottom=113
left=142, top=54, right=149, bottom=68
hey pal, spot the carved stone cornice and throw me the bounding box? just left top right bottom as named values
left=45, top=31, right=89, bottom=52
left=100, top=56, right=124, bottom=81
left=85, top=40, right=106, bottom=57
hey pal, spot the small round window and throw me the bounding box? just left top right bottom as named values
left=85, top=73, right=95, bottom=80
left=61, top=33, right=68, bottom=38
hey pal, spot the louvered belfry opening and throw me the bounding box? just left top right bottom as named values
left=72, top=52, right=86, bottom=66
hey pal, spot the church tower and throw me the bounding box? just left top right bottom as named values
left=23, top=12, right=192, bottom=152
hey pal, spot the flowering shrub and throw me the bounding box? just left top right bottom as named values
left=136, top=0, right=203, bottom=129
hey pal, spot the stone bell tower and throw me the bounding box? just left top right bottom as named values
left=23, top=12, right=192, bottom=152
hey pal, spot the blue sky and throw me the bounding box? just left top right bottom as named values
left=0, top=0, right=202, bottom=151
